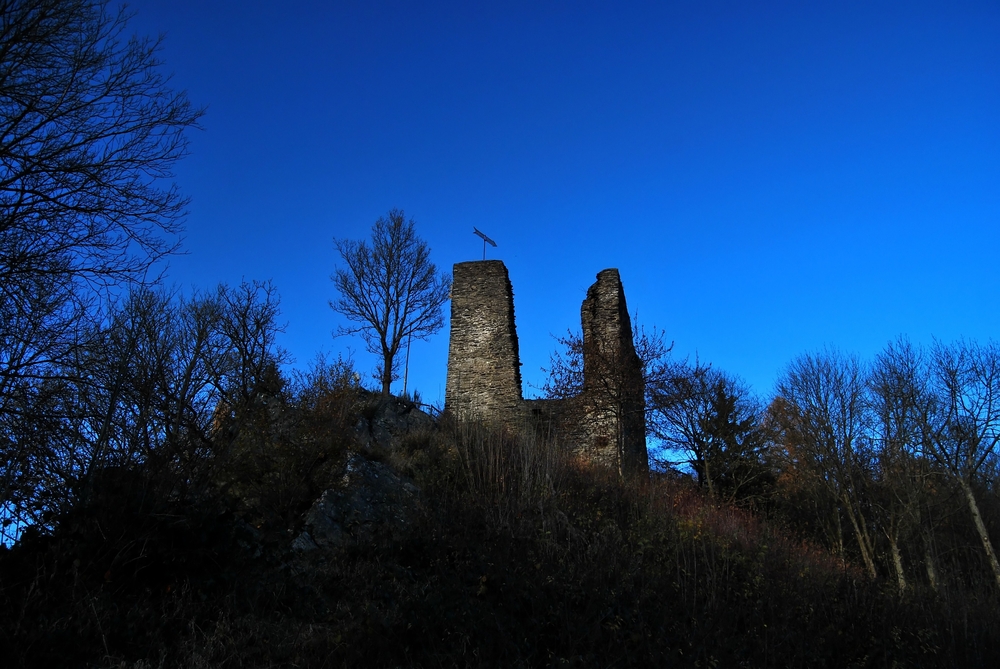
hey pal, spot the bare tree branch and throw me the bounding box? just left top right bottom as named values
left=330, top=209, right=450, bottom=395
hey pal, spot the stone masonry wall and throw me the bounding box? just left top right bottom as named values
left=445, top=261, right=523, bottom=424
left=578, top=269, right=648, bottom=474
left=445, top=260, right=648, bottom=475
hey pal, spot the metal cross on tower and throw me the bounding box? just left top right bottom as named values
left=473, top=227, right=497, bottom=260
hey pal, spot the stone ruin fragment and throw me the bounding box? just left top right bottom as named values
left=445, top=260, right=647, bottom=475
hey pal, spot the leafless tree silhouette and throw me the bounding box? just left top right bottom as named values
left=330, top=209, right=451, bottom=395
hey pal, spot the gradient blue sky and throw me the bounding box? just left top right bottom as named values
left=127, top=0, right=1000, bottom=405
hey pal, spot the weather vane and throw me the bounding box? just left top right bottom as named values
left=473, top=227, right=497, bottom=260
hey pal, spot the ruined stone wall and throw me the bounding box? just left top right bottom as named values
left=582, top=269, right=637, bottom=390
left=445, top=260, right=648, bottom=475
left=445, top=261, right=523, bottom=424
left=577, top=269, right=648, bottom=474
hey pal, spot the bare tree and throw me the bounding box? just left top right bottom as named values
left=869, top=337, right=933, bottom=592
left=775, top=348, right=879, bottom=578
left=542, top=324, right=671, bottom=476
left=543, top=325, right=672, bottom=408
left=921, top=339, right=1000, bottom=589
left=0, top=0, right=201, bottom=425
left=330, top=209, right=451, bottom=396
left=650, top=360, right=769, bottom=503
left=0, top=0, right=201, bottom=541
left=0, top=281, right=286, bottom=543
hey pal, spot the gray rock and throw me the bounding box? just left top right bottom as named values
left=404, top=405, right=434, bottom=432
left=296, top=452, right=419, bottom=551
left=291, top=531, right=318, bottom=552
left=355, top=396, right=434, bottom=450
left=353, top=415, right=374, bottom=449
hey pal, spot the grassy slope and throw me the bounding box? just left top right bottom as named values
left=2, top=399, right=998, bottom=668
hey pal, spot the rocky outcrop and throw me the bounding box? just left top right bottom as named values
left=291, top=396, right=430, bottom=553
left=352, top=395, right=434, bottom=451
left=293, top=453, right=419, bottom=551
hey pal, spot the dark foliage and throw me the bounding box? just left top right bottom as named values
left=3, top=386, right=1000, bottom=667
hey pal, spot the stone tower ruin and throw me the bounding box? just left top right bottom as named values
left=576, top=269, right=648, bottom=474
left=445, top=260, right=524, bottom=425
left=444, top=260, right=648, bottom=475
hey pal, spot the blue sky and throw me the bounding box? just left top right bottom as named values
left=127, top=0, right=1000, bottom=405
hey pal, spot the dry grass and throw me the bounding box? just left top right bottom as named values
left=3, top=404, right=1000, bottom=667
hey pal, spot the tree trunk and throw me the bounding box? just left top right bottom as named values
left=889, top=532, right=906, bottom=593
left=842, top=492, right=877, bottom=579
left=704, top=455, right=715, bottom=499
left=958, top=478, right=1000, bottom=589
left=923, top=531, right=940, bottom=593
left=381, top=350, right=393, bottom=396
left=833, top=509, right=845, bottom=563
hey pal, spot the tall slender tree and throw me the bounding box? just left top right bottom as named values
left=330, top=210, right=451, bottom=396
left=775, top=349, right=879, bottom=578
left=869, top=337, right=930, bottom=592
left=921, top=339, right=1000, bottom=588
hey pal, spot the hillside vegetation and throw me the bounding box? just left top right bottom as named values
left=3, top=364, right=999, bottom=668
